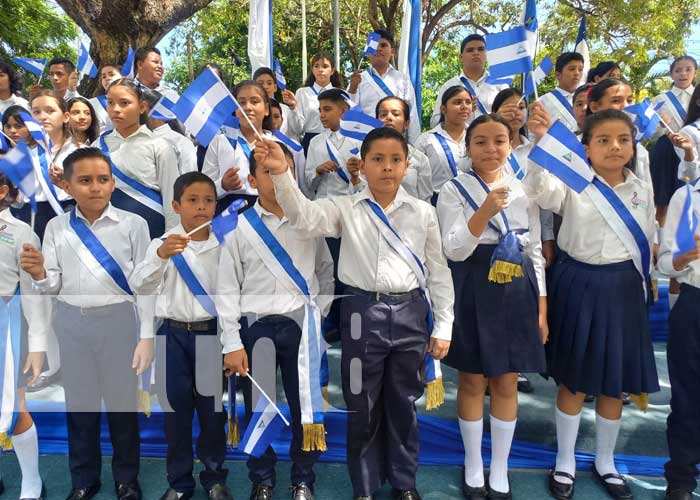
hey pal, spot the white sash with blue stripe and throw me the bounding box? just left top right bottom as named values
left=30, top=146, right=64, bottom=215
left=663, top=91, right=687, bottom=128
left=325, top=138, right=352, bottom=187
left=0, top=291, right=21, bottom=443
left=545, top=90, right=577, bottom=130
left=364, top=69, right=394, bottom=98
left=507, top=154, right=526, bottom=180
left=171, top=247, right=217, bottom=318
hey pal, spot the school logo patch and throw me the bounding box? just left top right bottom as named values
left=0, top=224, right=15, bottom=246
left=631, top=191, right=648, bottom=210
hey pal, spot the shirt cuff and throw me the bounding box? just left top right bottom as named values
left=31, top=277, right=50, bottom=293
left=431, top=321, right=452, bottom=341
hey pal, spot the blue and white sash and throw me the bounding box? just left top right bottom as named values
left=547, top=90, right=577, bottom=130
left=238, top=209, right=325, bottom=442
left=449, top=176, right=508, bottom=235
left=237, top=137, right=252, bottom=159
left=171, top=247, right=217, bottom=318
left=430, top=133, right=459, bottom=177
left=273, top=129, right=303, bottom=153
left=663, top=91, right=688, bottom=129
left=310, top=84, right=321, bottom=96
left=67, top=209, right=134, bottom=296
left=33, top=145, right=64, bottom=215
left=0, top=290, right=21, bottom=446
left=507, top=154, right=525, bottom=180
left=325, top=139, right=351, bottom=185
left=365, top=69, right=394, bottom=98
left=459, top=77, right=487, bottom=115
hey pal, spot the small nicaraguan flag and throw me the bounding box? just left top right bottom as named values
left=524, top=55, right=553, bottom=99
left=149, top=95, right=177, bottom=121
left=485, top=75, right=515, bottom=86
left=274, top=59, right=287, bottom=91
left=121, top=47, right=135, bottom=78
left=272, top=129, right=302, bottom=153
left=624, top=99, right=663, bottom=142
left=339, top=107, right=384, bottom=141
left=0, top=141, right=39, bottom=212
left=362, top=32, right=382, bottom=57
left=222, top=114, right=240, bottom=150
left=172, top=68, right=239, bottom=147
left=484, top=26, right=532, bottom=79
left=672, top=184, right=699, bottom=258
left=77, top=42, right=98, bottom=78
left=574, top=15, right=590, bottom=87
left=211, top=198, right=247, bottom=244
left=521, top=0, right=538, bottom=55
left=239, top=396, right=288, bottom=457
left=11, top=57, right=46, bottom=77
left=528, top=120, right=593, bottom=193
left=0, top=128, right=9, bottom=152
left=19, top=112, right=51, bottom=152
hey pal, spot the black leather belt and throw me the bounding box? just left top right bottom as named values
left=164, top=318, right=218, bottom=332
left=344, top=286, right=422, bottom=304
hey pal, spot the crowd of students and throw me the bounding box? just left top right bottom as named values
left=1, top=28, right=699, bottom=500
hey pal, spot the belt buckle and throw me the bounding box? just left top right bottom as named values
left=186, top=321, right=192, bottom=332
left=375, top=291, right=381, bottom=302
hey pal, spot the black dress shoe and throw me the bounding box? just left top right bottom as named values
left=116, top=481, right=142, bottom=500
left=665, top=489, right=693, bottom=500
left=461, top=466, right=487, bottom=500
left=592, top=465, right=632, bottom=499
left=486, top=478, right=512, bottom=500
left=390, top=489, right=422, bottom=500
left=159, top=487, right=193, bottom=500
left=25, top=371, right=60, bottom=393
left=292, top=483, right=314, bottom=500
left=65, top=483, right=101, bottom=500
left=250, top=484, right=273, bottom=500
left=517, top=374, right=535, bottom=393
left=0, top=479, right=4, bottom=495
left=548, top=470, right=575, bottom=500
left=353, top=497, right=373, bottom=500
left=20, top=483, right=46, bottom=500
left=209, top=483, right=234, bottom=500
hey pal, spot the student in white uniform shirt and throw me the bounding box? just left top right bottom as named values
left=20, top=148, right=152, bottom=500
left=653, top=56, right=697, bottom=135
left=430, top=34, right=510, bottom=128
left=295, top=52, right=342, bottom=153
left=415, top=85, right=472, bottom=205
left=0, top=61, right=29, bottom=113
left=0, top=174, right=50, bottom=500
left=254, top=67, right=304, bottom=141
left=90, top=64, right=122, bottom=135
left=537, top=52, right=585, bottom=133
left=133, top=47, right=180, bottom=103
left=31, top=58, right=80, bottom=102
left=269, top=99, right=310, bottom=198
left=67, top=97, right=101, bottom=147
left=347, top=30, right=421, bottom=144
left=670, top=86, right=700, bottom=184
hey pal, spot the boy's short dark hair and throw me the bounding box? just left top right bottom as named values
left=63, top=148, right=111, bottom=180
left=555, top=52, right=585, bottom=73
left=460, top=34, right=486, bottom=54
left=318, top=88, right=350, bottom=108
left=173, top=172, right=216, bottom=202
left=47, top=57, right=75, bottom=73
left=374, top=29, right=396, bottom=48
left=360, top=127, right=408, bottom=160
left=249, top=143, right=294, bottom=177
left=134, top=47, right=161, bottom=73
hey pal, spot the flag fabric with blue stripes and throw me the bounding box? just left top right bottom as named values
left=19, top=112, right=51, bottom=152
left=624, top=99, right=663, bottom=141
left=485, top=76, right=514, bottom=86
left=211, top=198, right=247, bottom=244
left=528, top=120, right=593, bottom=193
left=397, top=0, right=423, bottom=115
left=77, top=42, right=98, bottom=78
left=239, top=396, right=288, bottom=457
left=362, top=32, right=382, bottom=57
left=0, top=124, right=8, bottom=151
left=121, top=48, right=135, bottom=78
left=272, top=129, right=302, bottom=153
left=672, top=184, right=699, bottom=258
left=339, top=108, right=384, bottom=141
left=172, top=68, right=239, bottom=147
left=524, top=55, right=553, bottom=99
left=0, top=141, right=39, bottom=211
left=574, top=15, right=590, bottom=86
left=522, top=0, right=538, bottom=54
left=274, top=59, right=287, bottom=91
left=11, top=57, right=46, bottom=77
left=484, top=26, right=533, bottom=79
left=149, top=95, right=177, bottom=121
left=222, top=115, right=240, bottom=150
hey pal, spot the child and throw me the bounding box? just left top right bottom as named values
left=133, top=47, right=180, bottom=102
left=254, top=66, right=304, bottom=141
left=0, top=174, right=49, bottom=500
left=376, top=96, right=432, bottom=202
left=653, top=55, right=697, bottom=134
left=415, top=85, right=471, bottom=204
left=258, top=126, right=454, bottom=500
left=269, top=98, right=310, bottom=198
left=132, top=172, right=232, bottom=500
left=572, top=83, right=593, bottom=134
left=430, top=34, right=510, bottom=128
left=90, top=64, right=122, bottom=134
left=347, top=30, right=421, bottom=144
left=525, top=107, right=659, bottom=500
left=436, top=114, right=547, bottom=499
left=305, top=88, right=362, bottom=199
left=295, top=52, right=342, bottom=153
left=100, top=78, right=180, bottom=237
left=536, top=52, right=585, bottom=132
left=669, top=85, right=700, bottom=184
left=20, top=147, right=153, bottom=500
left=0, top=60, right=28, bottom=113
left=67, top=97, right=100, bottom=146
left=217, top=146, right=334, bottom=500
left=586, top=61, right=622, bottom=83
left=41, top=57, right=80, bottom=101
left=657, top=183, right=700, bottom=500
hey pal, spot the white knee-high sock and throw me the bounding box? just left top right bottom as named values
left=554, top=407, right=582, bottom=485
left=594, top=413, right=623, bottom=485
left=458, top=417, right=484, bottom=488
left=489, top=416, right=516, bottom=493
left=12, top=424, right=42, bottom=498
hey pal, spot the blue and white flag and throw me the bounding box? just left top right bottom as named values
left=248, top=0, right=274, bottom=73
left=274, top=59, right=286, bottom=91
left=0, top=141, right=38, bottom=211
left=339, top=107, right=384, bottom=141
left=521, top=0, right=538, bottom=55
left=172, top=68, right=239, bottom=147
left=11, top=57, right=46, bottom=77
left=149, top=95, right=177, bottom=121
left=211, top=198, right=247, bottom=244
left=397, top=0, right=422, bottom=114
left=524, top=55, right=553, bottom=99
left=77, top=41, right=98, bottom=78
left=239, top=396, right=288, bottom=457
left=0, top=291, right=22, bottom=447
left=0, top=129, right=9, bottom=152
left=484, top=26, right=533, bottom=79
left=672, top=184, right=699, bottom=258
left=485, top=76, right=515, bottom=86
left=528, top=120, right=593, bottom=193
left=362, top=32, right=382, bottom=57
left=574, top=15, right=590, bottom=87
left=121, top=47, right=135, bottom=78
left=624, top=99, right=663, bottom=142
left=19, top=112, right=51, bottom=152
left=222, top=115, right=241, bottom=150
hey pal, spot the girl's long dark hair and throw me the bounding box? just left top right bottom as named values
left=581, top=109, right=637, bottom=171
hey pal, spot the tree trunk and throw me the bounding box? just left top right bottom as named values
left=56, top=0, right=214, bottom=96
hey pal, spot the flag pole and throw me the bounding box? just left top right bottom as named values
left=0, top=129, right=15, bottom=147
left=301, top=0, right=308, bottom=82
left=209, top=68, right=265, bottom=143
left=246, top=370, right=291, bottom=426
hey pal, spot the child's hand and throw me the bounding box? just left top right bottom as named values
left=498, top=102, right=522, bottom=122
left=68, top=71, right=79, bottom=91
left=20, top=244, right=46, bottom=281
left=254, top=139, right=289, bottom=174
left=316, top=160, right=338, bottom=176
left=221, top=167, right=243, bottom=191
left=23, top=351, right=46, bottom=386
left=673, top=234, right=700, bottom=271
left=348, top=71, right=362, bottom=93
left=223, top=348, right=249, bottom=377
left=527, top=102, right=552, bottom=141
left=49, top=164, right=65, bottom=188
left=346, top=157, right=361, bottom=183
left=539, top=297, right=549, bottom=344
left=281, top=89, right=297, bottom=110
left=542, top=240, right=555, bottom=268
left=479, top=187, right=510, bottom=218
left=157, top=234, right=190, bottom=259
left=428, top=338, right=450, bottom=360
left=132, top=338, right=154, bottom=376
left=668, top=133, right=694, bottom=155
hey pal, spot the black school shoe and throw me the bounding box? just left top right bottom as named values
left=461, top=466, right=487, bottom=500
left=517, top=374, right=535, bottom=394
left=486, top=477, right=512, bottom=500
left=548, top=470, right=575, bottom=500
left=665, top=488, right=694, bottom=500
left=209, top=483, right=234, bottom=500
left=292, top=483, right=314, bottom=500
left=159, top=487, right=193, bottom=500
left=64, top=483, right=101, bottom=500
left=250, top=484, right=273, bottom=500
left=390, top=488, right=422, bottom=500
left=115, top=481, right=142, bottom=500
left=592, top=464, right=632, bottom=499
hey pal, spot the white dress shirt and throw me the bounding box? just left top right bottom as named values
left=305, top=129, right=362, bottom=199
left=652, top=85, right=695, bottom=135
left=415, top=124, right=467, bottom=193
left=403, top=145, right=433, bottom=202
left=28, top=141, right=78, bottom=203
left=97, top=124, right=180, bottom=230
left=295, top=83, right=334, bottom=135
left=523, top=164, right=656, bottom=265
left=152, top=124, right=198, bottom=174
left=537, top=87, right=578, bottom=133
left=0, top=94, right=29, bottom=114
left=347, top=66, right=421, bottom=144
left=201, top=133, right=265, bottom=198
left=280, top=102, right=304, bottom=141
left=216, top=202, right=335, bottom=353
left=674, top=121, right=700, bottom=182
left=271, top=169, right=455, bottom=340
left=658, top=184, right=700, bottom=287
left=0, top=209, right=49, bottom=352
left=430, top=71, right=509, bottom=128
left=89, top=96, right=112, bottom=135
left=33, top=204, right=152, bottom=338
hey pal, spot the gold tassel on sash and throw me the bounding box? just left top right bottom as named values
left=425, top=378, right=445, bottom=411
left=302, top=423, right=327, bottom=452
left=137, top=390, right=151, bottom=418
left=0, top=432, right=13, bottom=450
left=322, top=385, right=329, bottom=411
left=488, top=261, right=524, bottom=284
left=630, top=393, right=649, bottom=412
left=227, top=415, right=240, bottom=448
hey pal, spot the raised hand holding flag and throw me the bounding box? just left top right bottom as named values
left=523, top=55, right=553, bottom=100
left=11, top=57, right=46, bottom=81
left=362, top=32, right=382, bottom=58
left=0, top=141, right=39, bottom=212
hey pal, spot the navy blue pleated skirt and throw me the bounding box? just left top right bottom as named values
left=651, top=135, right=683, bottom=207
left=546, top=253, right=660, bottom=397
left=443, top=244, right=546, bottom=376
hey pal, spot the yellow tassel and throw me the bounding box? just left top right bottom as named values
left=301, top=423, right=327, bottom=452
left=630, top=393, right=649, bottom=412
left=227, top=416, right=240, bottom=448
left=425, top=378, right=445, bottom=411
left=322, top=385, right=329, bottom=411
left=651, top=278, right=659, bottom=302
left=487, top=261, right=524, bottom=284
left=0, top=432, right=13, bottom=450
left=138, top=390, right=152, bottom=418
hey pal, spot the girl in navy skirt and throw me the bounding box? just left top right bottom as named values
left=526, top=107, right=659, bottom=500
left=437, top=114, right=547, bottom=500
